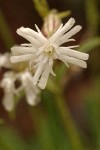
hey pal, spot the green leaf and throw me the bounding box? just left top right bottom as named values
left=84, top=78, right=100, bottom=149
left=85, top=0, right=99, bottom=35
left=41, top=90, right=70, bottom=150
left=33, top=0, right=50, bottom=19
left=0, top=127, right=27, bottom=150
left=58, top=10, right=71, bottom=19
left=79, top=37, right=100, bottom=53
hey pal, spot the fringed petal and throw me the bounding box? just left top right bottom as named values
left=10, top=54, right=35, bottom=63
left=58, top=54, right=87, bottom=68
left=58, top=47, right=89, bottom=60
left=11, top=46, right=36, bottom=54
left=19, top=27, right=46, bottom=44
left=57, top=25, right=82, bottom=45
left=17, top=27, right=41, bottom=47
left=50, top=18, right=75, bottom=42
left=38, top=63, right=51, bottom=89
left=33, top=62, right=45, bottom=85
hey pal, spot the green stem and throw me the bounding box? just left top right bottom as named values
left=0, top=9, right=15, bottom=50
left=85, top=0, right=99, bottom=35
left=47, top=80, right=84, bottom=150
left=56, top=92, right=84, bottom=150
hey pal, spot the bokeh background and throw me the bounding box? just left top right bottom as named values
left=0, top=0, right=100, bottom=150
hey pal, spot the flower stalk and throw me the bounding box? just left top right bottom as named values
left=47, top=79, right=84, bottom=150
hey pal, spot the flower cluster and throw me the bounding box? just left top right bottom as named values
left=10, top=18, right=89, bottom=89
left=0, top=53, right=40, bottom=111
left=0, top=16, right=89, bottom=111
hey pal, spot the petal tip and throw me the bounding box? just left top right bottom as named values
left=70, top=18, right=75, bottom=24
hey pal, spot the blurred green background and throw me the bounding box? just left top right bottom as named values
left=0, top=0, right=100, bottom=150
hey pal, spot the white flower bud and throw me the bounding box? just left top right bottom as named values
left=42, top=10, right=61, bottom=37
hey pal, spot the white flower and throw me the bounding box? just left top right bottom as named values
left=0, top=53, right=11, bottom=70
left=0, top=72, right=16, bottom=111
left=0, top=70, right=40, bottom=111
left=19, top=70, right=40, bottom=106
left=10, top=18, right=89, bottom=89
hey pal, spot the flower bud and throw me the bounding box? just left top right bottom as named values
left=42, top=10, right=61, bottom=37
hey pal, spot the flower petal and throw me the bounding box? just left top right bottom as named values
left=0, top=53, right=11, bottom=69
left=50, top=18, right=75, bottom=42
left=35, top=24, right=48, bottom=42
left=21, top=72, right=40, bottom=106
left=2, top=92, right=14, bottom=111
left=10, top=54, right=34, bottom=63
left=58, top=54, right=87, bottom=68
left=17, top=27, right=41, bottom=47
left=11, top=46, right=36, bottom=54
left=1, top=75, right=15, bottom=111
left=57, top=25, right=82, bottom=45
left=51, top=68, right=56, bottom=76
left=33, top=62, right=45, bottom=85
left=38, top=63, right=51, bottom=89
left=21, top=43, right=32, bottom=47
left=20, top=26, right=46, bottom=44
left=58, top=47, right=89, bottom=60
left=49, top=24, right=63, bottom=41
